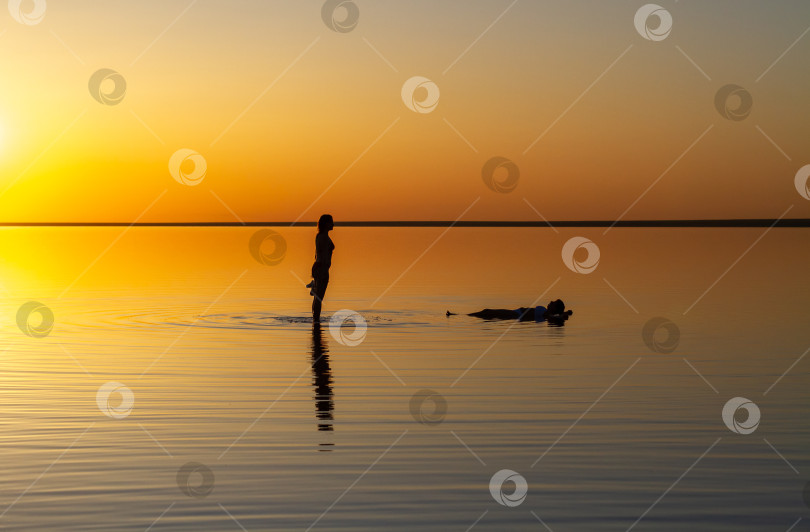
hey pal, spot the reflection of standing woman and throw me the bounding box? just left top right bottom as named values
left=310, top=214, right=334, bottom=322
left=311, top=322, right=334, bottom=435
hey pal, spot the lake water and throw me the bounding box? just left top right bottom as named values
left=0, top=227, right=808, bottom=531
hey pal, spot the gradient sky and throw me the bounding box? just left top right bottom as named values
left=0, top=0, right=808, bottom=222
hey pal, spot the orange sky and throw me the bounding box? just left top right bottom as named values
left=0, top=1, right=808, bottom=222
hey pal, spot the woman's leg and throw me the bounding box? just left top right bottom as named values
left=312, top=275, right=329, bottom=321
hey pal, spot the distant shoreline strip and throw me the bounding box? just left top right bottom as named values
left=0, top=220, right=808, bottom=228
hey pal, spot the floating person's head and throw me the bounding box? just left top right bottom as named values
left=547, top=299, right=565, bottom=314
left=318, top=214, right=334, bottom=232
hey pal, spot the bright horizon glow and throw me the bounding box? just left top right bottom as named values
left=0, top=1, right=808, bottom=223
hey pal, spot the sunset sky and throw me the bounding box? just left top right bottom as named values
left=0, top=0, right=808, bottom=222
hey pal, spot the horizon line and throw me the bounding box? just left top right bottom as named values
left=0, top=219, right=808, bottom=228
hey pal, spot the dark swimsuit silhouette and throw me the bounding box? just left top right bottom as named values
left=308, top=214, right=335, bottom=322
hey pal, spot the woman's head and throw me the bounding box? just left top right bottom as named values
left=318, top=214, right=334, bottom=232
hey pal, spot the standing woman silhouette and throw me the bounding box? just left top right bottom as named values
left=310, top=214, right=334, bottom=321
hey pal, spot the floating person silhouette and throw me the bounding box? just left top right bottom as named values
left=311, top=322, right=335, bottom=447
left=447, top=299, right=572, bottom=324
left=306, top=214, right=335, bottom=322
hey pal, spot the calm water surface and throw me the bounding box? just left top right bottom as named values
left=0, top=227, right=808, bottom=531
